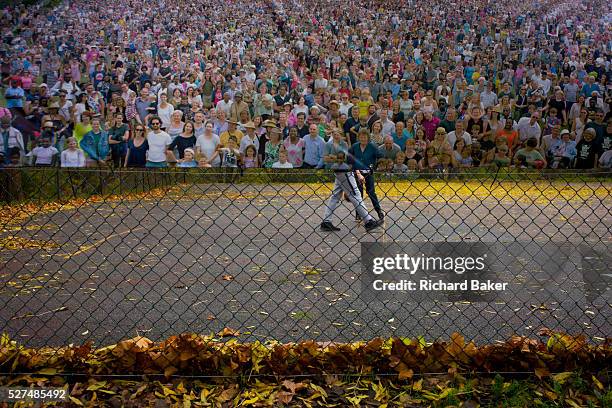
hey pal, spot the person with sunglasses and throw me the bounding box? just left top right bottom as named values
left=125, top=125, right=149, bottom=168
left=145, top=117, right=172, bottom=168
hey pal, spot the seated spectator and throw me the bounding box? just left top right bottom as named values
left=393, top=152, right=408, bottom=174
left=404, top=139, right=422, bottom=163
left=243, top=144, right=259, bottom=168
left=574, top=128, right=599, bottom=169
left=513, top=138, right=546, bottom=169
left=599, top=149, right=612, bottom=169
left=492, top=145, right=511, bottom=168
left=549, top=130, right=577, bottom=169
left=60, top=137, right=86, bottom=167
left=272, top=147, right=293, bottom=169
left=30, top=135, right=58, bottom=166
left=176, top=148, right=198, bottom=168
left=219, top=136, right=242, bottom=168
left=378, top=135, right=401, bottom=163
left=0, top=116, right=25, bottom=166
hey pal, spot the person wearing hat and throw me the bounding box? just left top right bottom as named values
left=239, top=121, right=259, bottom=154
left=549, top=129, right=577, bottom=169
left=220, top=119, right=244, bottom=147
left=41, top=101, right=68, bottom=150
left=229, top=91, right=250, bottom=122
left=0, top=116, right=25, bottom=166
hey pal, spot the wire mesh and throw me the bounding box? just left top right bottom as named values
left=0, top=168, right=610, bottom=375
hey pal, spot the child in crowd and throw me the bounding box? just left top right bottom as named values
left=459, top=146, right=474, bottom=168
left=272, top=147, right=293, bottom=168
left=392, top=152, right=408, bottom=174
left=60, top=137, right=86, bottom=167
left=492, top=145, right=511, bottom=167
left=243, top=144, right=259, bottom=168
left=177, top=148, right=198, bottom=168
left=219, top=136, right=242, bottom=168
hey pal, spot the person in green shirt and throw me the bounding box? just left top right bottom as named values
left=513, top=138, right=546, bottom=169
left=73, top=111, right=93, bottom=146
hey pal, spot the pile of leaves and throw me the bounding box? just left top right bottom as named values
left=2, top=331, right=609, bottom=378
left=0, top=332, right=610, bottom=406
left=1, top=370, right=610, bottom=407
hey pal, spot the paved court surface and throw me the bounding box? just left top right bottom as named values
left=0, top=181, right=610, bottom=348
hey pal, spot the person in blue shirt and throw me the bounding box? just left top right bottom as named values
left=349, top=128, right=385, bottom=221
left=80, top=117, right=110, bottom=166
left=302, top=124, right=325, bottom=168
left=4, top=80, right=25, bottom=112
left=392, top=122, right=411, bottom=151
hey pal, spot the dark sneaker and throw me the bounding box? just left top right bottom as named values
left=320, top=221, right=341, bottom=232
left=364, top=218, right=384, bottom=232
left=377, top=209, right=385, bottom=220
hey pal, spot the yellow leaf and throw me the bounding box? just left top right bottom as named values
left=552, top=372, right=573, bottom=384
left=163, top=386, right=177, bottom=396
left=413, top=379, right=423, bottom=391
left=242, top=395, right=260, bottom=404
left=37, top=368, right=57, bottom=375
left=346, top=395, right=366, bottom=406
left=176, top=382, right=186, bottom=394
left=69, top=396, right=84, bottom=406
left=566, top=399, right=582, bottom=408
left=87, top=381, right=108, bottom=391
left=200, top=388, right=210, bottom=401
left=543, top=390, right=558, bottom=400
left=372, top=381, right=388, bottom=402
left=592, top=376, right=604, bottom=391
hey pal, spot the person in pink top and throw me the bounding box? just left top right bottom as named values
left=283, top=127, right=305, bottom=168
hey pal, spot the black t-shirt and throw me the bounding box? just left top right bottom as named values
left=585, top=122, right=606, bottom=145
left=548, top=99, right=566, bottom=120
left=575, top=140, right=597, bottom=169
left=296, top=125, right=309, bottom=138
left=168, top=135, right=196, bottom=159
left=599, top=130, right=611, bottom=154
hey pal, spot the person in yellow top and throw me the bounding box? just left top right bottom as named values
left=357, top=91, right=373, bottom=117
left=219, top=120, right=244, bottom=147
left=73, top=111, right=93, bottom=146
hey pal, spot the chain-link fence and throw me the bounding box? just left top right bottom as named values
left=0, top=168, right=610, bottom=375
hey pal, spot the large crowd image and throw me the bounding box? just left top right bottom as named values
left=0, top=0, right=610, bottom=173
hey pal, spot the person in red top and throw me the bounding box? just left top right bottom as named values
left=496, top=119, right=519, bottom=154
left=421, top=111, right=441, bottom=142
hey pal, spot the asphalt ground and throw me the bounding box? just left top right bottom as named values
left=1, top=181, right=611, bottom=348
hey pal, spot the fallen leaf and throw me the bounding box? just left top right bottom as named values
left=218, top=327, right=240, bottom=337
